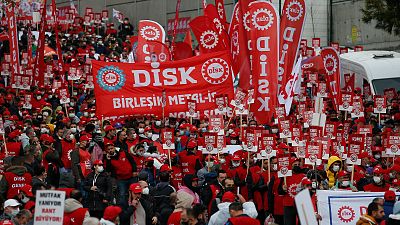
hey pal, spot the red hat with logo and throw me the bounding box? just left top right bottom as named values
left=8, top=130, right=21, bottom=139
left=160, top=164, right=172, bottom=173
left=144, top=127, right=152, bottom=132
left=384, top=190, right=396, bottom=201
left=40, top=134, right=55, bottom=143
left=232, top=154, right=241, bottom=161
left=80, top=135, right=90, bottom=142
left=93, top=160, right=103, bottom=166
left=104, top=140, right=114, bottom=146
left=301, top=178, right=312, bottom=186
left=103, top=206, right=122, bottom=221
left=373, top=166, right=384, bottom=175
left=145, top=157, right=154, bottom=162
left=222, top=191, right=236, bottom=202
left=393, top=179, right=400, bottom=186
left=129, top=183, right=142, bottom=194
left=104, top=125, right=115, bottom=133
left=187, top=140, right=197, bottom=149
left=278, top=142, right=289, bottom=149
left=20, top=185, right=33, bottom=197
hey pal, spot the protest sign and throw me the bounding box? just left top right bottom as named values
left=34, top=190, right=65, bottom=225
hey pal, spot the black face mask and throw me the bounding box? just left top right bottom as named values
left=147, top=162, right=154, bottom=167
left=225, top=187, right=235, bottom=193
left=293, top=165, right=302, bottom=174
left=180, top=222, right=189, bottom=225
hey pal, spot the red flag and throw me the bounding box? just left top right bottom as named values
left=143, top=41, right=171, bottom=63
left=34, top=0, right=48, bottom=87
left=52, top=0, right=64, bottom=74
left=189, top=16, right=226, bottom=54
left=174, top=42, right=193, bottom=60
left=215, top=0, right=228, bottom=30
left=136, top=20, right=166, bottom=63
left=320, top=47, right=342, bottom=110
left=183, top=30, right=193, bottom=50
left=204, top=4, right=229, bottom=48
left=6, top=3, right=20, bottom=82
left=278, top=0, right=306, bottom=98
left=248, top=1, right=279, bottom=124
left=171, top=0, right=182, bottom=57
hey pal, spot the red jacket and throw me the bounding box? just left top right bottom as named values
left=167, top=211, right=181, bottom=225
left=5, top=142, right=21, bottom=157
left=64, top=208, right=88, bottom=225
left=3, top=166, right=32, bottom=199
left=364, top=183, right=390, bottom=192
left=228, top=215, right=260, bottom=225
left=178, top=151, right=201, bottom=175
left=171, top=165, right=183, bottom=189
left=107, top=151, right=135, bottom=180
left=283, top=173, right=305, bottom=207
left=61, top=140, right=75, bottom=169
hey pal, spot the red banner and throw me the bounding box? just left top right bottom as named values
left=189, top=16, right=226, bottom=54
left=93, top=51, right=234, bottom=118
left=34, top=0, right=47, bottom=87
left=278, top=0, right=305, bottom=96
left=137, top=20, right=166, bottom=63
left=249, top=1, right=279, bottom=124
left=320, top=47, right=342, bottom=110
left=215, top=0, right=228, bottom=30
left=51, top=0, right=64, bottom=74
left=6, top=3, right=20, bottom=82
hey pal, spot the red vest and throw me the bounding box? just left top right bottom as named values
left=61, top=140, right=75, bottom=169
left=110, top=151, right=133, bottom=180
left=64, top=208, right=88, bottom=225
left=178, top=152, right=200, bottom=175
left=5, top=171, right=32, bottom=198
left=228, top=215, right=260, bottom=225
left=250, top=166, right=263, bottom=211
left=364, top=183, right=390, bottom=192
left=5, top=142, right=21, bottom=156
left=171, top=166, right=183, bottom=189
left=133, top=155, right=144, bottom=171
left=79, top=149, right=92, bottom=177
left=283, top=173, right=305, bottom=207
left=208, top=184, right=221, bottom=213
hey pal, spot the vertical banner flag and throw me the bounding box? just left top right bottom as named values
left=52, top=0, right=64, bottom=74
left=34, top=0, right=48, bottom=87
left=171, top=0, right=182, bottom=57
left=136, top=20, right=166, bottom=63
left=321, top=47, right=342, bottom=110
left=204, top=4, right=229, bottom=48
left=278, top=0, right=306, bottom=107
left=189, top=16, right=226, bottom=54
left=215, top=0, right=228, bottom=30
left=248, top=1, right=279, bottom=124
left=6, top=3, right=20, bottom=81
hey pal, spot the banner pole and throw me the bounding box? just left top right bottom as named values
left=351, top=164, right=355, bottom=185
left=3, top=134, right=8, bottom=156
left=225, top=106, right=237, bottom=129
left=208, top=154, right=211, bottom=172
left=268, top=155, right=271, bottom=182
left=240, top=114, right=243, bottom=139
left=245, top=151, right=250, bottom=178
left=168, top=149, right=172, bottom=169
left=378, top=113, right=381, bottom=126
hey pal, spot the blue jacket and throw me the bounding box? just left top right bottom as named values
left=384, top=201, right=396, bottom=220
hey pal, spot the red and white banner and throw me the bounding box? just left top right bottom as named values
left=278, top=155, right=292, bottom=177
left=249, top=1, right=279, bottom=124
left=189, top=16, right=226, bottom=54
left=305, top=142, right=322, bottom=165
left=209, top=115, right=224, bottom=134
left=93, top=51, right=234, bottom=118
left=162, top=128, right=175, bottom=150
left=321, top=47, right=342, bottom=109
left=51, top=0, right=64, bottom=74
left=214, top=0, right=227, bottom=30
left=6, top=3, right=20, bottom=82
left=373, top=95, right=387, bottom=114
left=136, top=20, right=166, bottom=63
left=34, top=0, right=47, bottom=87
left=386, top=136, right=400, bottom=155
left=167, top=17, right=190, bottom=35
left=278, top=0, right=306, bottom=98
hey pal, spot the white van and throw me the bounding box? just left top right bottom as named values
left=340, top=51, right=400, bottom=95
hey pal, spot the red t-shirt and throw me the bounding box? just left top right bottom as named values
left=167, top=211, right=181, bottom=225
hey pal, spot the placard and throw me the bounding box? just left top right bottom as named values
left=161, top=128, right=175, bottom=149
left=34, top=190, right=65, bottom=225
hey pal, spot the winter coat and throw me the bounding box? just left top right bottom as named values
left=83, top=171, right=112, bottom=212
left=153, top=182, right=176, bottom=214
left=387, top=214, right=400, bottom=225
left=208, top=202, right=258, bottom=225
left=119, top=197, right=155, bottom=225
left=385, top=201, right=396, bottom=221
left=326, top=156, right=342, bottom=188
left=356, top=214, right=378, bottom=225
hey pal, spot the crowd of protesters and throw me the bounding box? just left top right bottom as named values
left=0, top=11, right=400, bottom=225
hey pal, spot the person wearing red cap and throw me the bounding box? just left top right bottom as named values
left=126, top=128, right=139, bottom=154
left=227, top=153, right=249, bottom=200
left=331, top=170, right=357, bottom=191
left=100, top=206, right=122, bottom=225
left=83, top=159, right=112, bottom=219
left=178, top=140, right=202, bottom=176
left=103, top=125, right=117, bottom=143
left=5, top=130, right=23, bottom=157
left=120, top=183, right=148, bottom=225
left=104, top=141, right=137, bottom=209
left=60, top=129, right=77, bottom=171
left=0, top=156, right=32, bottom=200
left=71, top=135, right=92, bottom=185
left=15, top=184, right=34, bottom=207
left=364, top=166, right=390, bottom=192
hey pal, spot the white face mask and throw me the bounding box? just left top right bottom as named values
left=228, top=129, right=233, bottom=133
left=96, top=166, right=104, bottom=173
left=272, top=129, right=278, bottom=134
left=373, top=176, right=382, bottom=184
left=10, top=208, right=19, bottom=216
left=69, top=134, right=75, bottom=140
left=390, top=187, right=398, bottom=192
left=21, top=195, right=29, bottom=203
left=69, top=113, right=75, bottom=118
left=48, top=95, right=53, bottom=99
left=232, top=161, right=240, bottom=167
left=231, top=140, right=237, bottom=145
left=201, top=128, right=207, bottom=132
left=219, top=158, right=226, bottom=164
left=70, top=102, right=75, bottom=107
left=83, top=112, right=89, bottom=117
left=36, top=96, right=42, bottom=100
left=272, top=164, right=278, bottom=171
left=132, top=134, right=137, bottom=139
left=90, top=113, right=95, bottom=117
left=142, top=187, right=150, bottom=195
left=341, top=181, right=350, bottom=187
left=155, top=121, right=161, bottom=126
left=43, top=111, right=49, bottom=117
left=332, top=165, right=340, bottom=172
left=147, top=133, right=153, bottom=138
left=70, top=128, right=77, bottom=133
left=41, top=128, right=49, bottom=134
left=176, top=137, right=181, bottom=142
left=374, top=154, right=381, bottom=159
left=346, top=166, right=353, bottom=173
left=206, top=162, right=214, bottom=168
left=138, top=128, right=144, bottom=134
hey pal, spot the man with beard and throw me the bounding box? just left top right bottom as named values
left=209, top=177, right=235, bottom=216
left=177, top=174, right=200, bottom=207
left=356, top=202, right=385, bottom=225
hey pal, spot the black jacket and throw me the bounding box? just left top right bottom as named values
left=83, top=171, right=112, bottom=212
left=153, top=181, right=175, bottom=223
left=120, top=196, right=157, bottom=225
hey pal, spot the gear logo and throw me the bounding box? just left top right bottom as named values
left=252, top=8, right=274, bottom=31
left=391, top=145, right=399, bottom=153
left=217, top=2, right=224, bottom=19
left=243, top=12, right=252, bottom=31
left=97, top=66, right=126, bottom=92
left=338, top=206, right=355, bottom=223
left=323, top=54, right=338, bottom=75
left=140, top=26, right=160, bottom=41
left=213, top=18, right=223, bottom=34
left=286, top=0, right=304, bottom=22
left=201, top=58, right=229, bottom=84
left=200, top=30, right=219, bottom=49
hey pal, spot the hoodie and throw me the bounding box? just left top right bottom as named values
left=64, top=199, right=90, bottom=225
left=208, top=202, right=258, bottom=225
left=326, top=156, right=342, bottom=188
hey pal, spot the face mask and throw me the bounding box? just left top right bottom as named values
left=43, top=111, right=49, bottom=117
left=231, top=140, right=237, bottom=145
left=311, top=182, right=318, bottom=189
left=332, top=165, right=340, bottom=172
left=232, top=161, right=240, bottom=167
left=228, top=129, right=233, bottom=133
left=142, top=187, right=149, bottom=195
left=179, top=130, right=185, bottom=135
left=272, top=164, right=278, bottom=171
left=69, top=113, right=75, bottom=118
left=138, top=128, right=144, bottom=134
left=219, top=158, right=226, bottom=164
left=390, top=173, right=395, bottom=179
left=206, top=162, right=214, bottom=168
left=70, top=128, right=77, bottom=133
left=272, top=129, right=279, bottom=134
left=390, top=187, right=398, bottom=192
left=176, top=137, right=181, bottom=142
left=373, top=176, right=382, bottom=184
left=37, top=96, right=42, bottom=100
left=341, top=181, right=350, bottom=187
left=83, top=112, right=89, bottom=117
left=365, top=164, right=370, bottom=168
left=147, top=133, right=153, bottom=138
left=136, top=151, right=144, bottom=156
left=10, top=208, right=19, bottom=217
left=155, top=121, right=161, bottom=126
left=41, top=128, right=49, bottom=134
left=132, top=134, right=137, bottom=139
left=48, top=95, right=53, bottom=99
left=346, top=166, right=353, bottom=173
left=73, top=92, right=78, bottom=96
left=201, top=128, right=207, bottom=132
left=21, top=195, right=29, bottom=203
left=69, top=134, right=75, bottom=140
left=96, top=166, right=104, bottom=173
left=90, top=113, right=95, bottom=117
left=374, top=154, right=381, bottom=159
left=70, top=102, right=75, bottom=107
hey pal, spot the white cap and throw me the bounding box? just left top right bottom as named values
left=4, top=199, right=20, bottom=208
